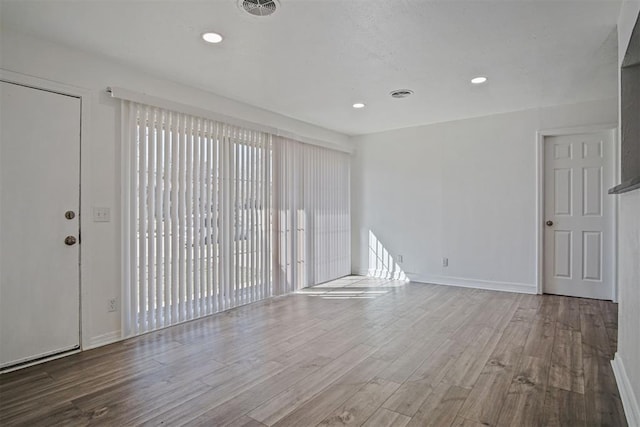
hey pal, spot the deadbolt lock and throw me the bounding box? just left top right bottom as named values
left=65, top=210, right=75, bottom=220
left=64, top=236, right=77, bottom=246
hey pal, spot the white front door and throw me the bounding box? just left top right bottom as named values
left=0, top=81, right=81, bottom=369
left=543, top=131, right=615, bottom=300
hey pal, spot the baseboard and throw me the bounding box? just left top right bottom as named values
left=352, top=270, right=538, bottom=294
left=1, top=348, right=81, bottom=373
left=612, top=353, right=640, bottom=427
left=406, top=274, right=537, bottom=294
left=84, top=331, right=122, bottom=350
left=366, top=268, right=408, bottom=281
left=352, top=269, right=408, bottom=281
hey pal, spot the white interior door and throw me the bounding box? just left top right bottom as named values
left=0, top=81, right=81, bottom=369
left=543, top=131, right=615, bottom=300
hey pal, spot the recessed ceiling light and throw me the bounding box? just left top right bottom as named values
left=353, top=103, right=366, bottom=109
left=202, top=32, right=224, bottom=44
left=471, top=76, right=487, bottom=84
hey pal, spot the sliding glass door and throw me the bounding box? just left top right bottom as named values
left=121, top=101, right=350, bottom=337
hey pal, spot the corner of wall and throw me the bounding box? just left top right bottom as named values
left=612, top=353, right=640, bottom=427
left=83, top=331, right=122, bottom=351
left=407, top=275, right=537, bottom=295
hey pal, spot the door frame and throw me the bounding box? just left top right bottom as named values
left=0, top=69, right=91, bottom=361
left=535, top=124, right=619, bottom=301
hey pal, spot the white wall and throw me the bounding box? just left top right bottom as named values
left=0, top=28, right=351, bottom=349
left=616, top=191, right=640, bottom=425
left=612, top=2, right=640, bottom=425
left=351, top=99, right=617, bottom=293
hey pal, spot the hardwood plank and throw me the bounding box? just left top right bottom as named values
left=382, top=338, right=465, bottom=417
left=496, top=356, right=548, bottom=427
left=361, top=408, right=411, bottom=427
left=548, top=328, right=584, bottom=393
left=0, top=370, right=54, bottom=402
left=317, top=377, right=400, bottom=426
left=537, top=295, right=561, bottom=321
left=138, top=361, right=285, bottom=426
left=598, top=299, right=618, bottom=331
left=522, top=312, right=556, bottom=360
left=199, top=359, right=283, bottom=389
left=271, top=357, right=391, bottom=427
left=381, top=380, right=434, bottom=418
left=91, top=380, right=212, bottom=426
left=0, top=358, right=163, bottom=423
left=248, top=345, right=378, bottom=425
left=580, top=301, right=614, bottom=359
left=408, top=338, right=466, bottom=385
left=12, top=401, right=92, bottom=427
left=406, top=383, right=471, bottom=427
left=456, top=304, right=535, bottom=426
left=557, top=296, right=581, bottom=331
left=582, top=352, right=627, bottom=427
left=179, top=354, right=332, bottom=426
left=462, top=292, right=522, bottom=334
left=541, top=386, right=586, bottom=427
left=71, top=361, right=219, bottom=423
left=597, top=299, right=619, bottom=355
left=0, top=369, right=52, bottom=393
left=451, top=415, right=488, bottom=427
left=519, top=293, right=542, bottom=310
left=376, top=332, right=447, bottom=383
left=223, top=416, right=267, bottom=427
left=442, top=326, right=501, bottom=388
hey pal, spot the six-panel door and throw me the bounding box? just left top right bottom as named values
left=544, top=131, right=615, bottom=300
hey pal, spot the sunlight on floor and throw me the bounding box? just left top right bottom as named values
left=296, top=275, right=407, bottom=299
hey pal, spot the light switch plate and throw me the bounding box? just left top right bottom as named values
left=93, top=207, right=111, bottom=222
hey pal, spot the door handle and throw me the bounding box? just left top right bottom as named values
left=64, top=236, right=77, bottom=246
left=546, top=220, right=554, bottom=227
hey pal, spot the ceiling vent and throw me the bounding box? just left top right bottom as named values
left=239, top=0, right=279, bottom=17
left=390, top=89, right=414, bottom=99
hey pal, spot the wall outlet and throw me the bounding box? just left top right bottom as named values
left=108, top=298, right=117, bottom=312
left=442, top=257, right=449, bottom=267
left=396, top=254, right=403, bottom=263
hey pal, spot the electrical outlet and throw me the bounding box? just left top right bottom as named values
left=108, top=298, right=117, bottom=312
left=442, top=257, right=449, bottom=267
left=396, top=254, right=403, bottom=263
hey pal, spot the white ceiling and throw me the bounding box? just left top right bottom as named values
left=1, top=0, right=621, bottom=135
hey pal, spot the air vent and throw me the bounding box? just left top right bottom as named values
left=390, top=89, right=414, bottom=98
left=240, top=0, right=279, bottom=17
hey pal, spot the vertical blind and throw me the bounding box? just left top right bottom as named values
left=121, top=101, right=350, bottom=336
left=272, top=138, right=351, bottom=294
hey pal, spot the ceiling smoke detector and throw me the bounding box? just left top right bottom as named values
left=239, top=0, right=279, bottom=17
left=390, top=89, right=414, bottom=99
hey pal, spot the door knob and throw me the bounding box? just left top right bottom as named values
left=546, top=220, right=554, bottom=227
left=64, top=236, right=77, bottom=246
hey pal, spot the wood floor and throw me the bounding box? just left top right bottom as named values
left=0, top=276, right=627, bottom=426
